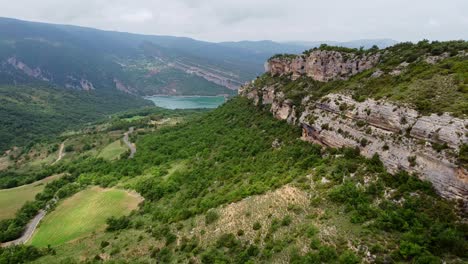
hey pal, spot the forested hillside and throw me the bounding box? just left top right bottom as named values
left=0, top=85, right=151, bottom=152
left=0, top=98, right=465, bottom=263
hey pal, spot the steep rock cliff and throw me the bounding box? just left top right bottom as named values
left=266, top=50, right=380, bottom=81
left=240, top=47, right=468, bottom=209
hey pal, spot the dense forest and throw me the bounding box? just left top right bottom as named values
left=0, top=85, right=151, bottom=152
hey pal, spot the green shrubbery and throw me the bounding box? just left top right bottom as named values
left=263, top=41, right=468, bottom=117
left=11, top=97, right=465, bottom=262
left=0, top=245, right=53, bottom=263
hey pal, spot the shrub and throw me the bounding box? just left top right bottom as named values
left=306, top=225, right=319, bottom=238
left=408, top=156, right=417, bottom=167
left=253, top=222, right=262, bottom=231
left=360, top=138, right=369, bottom=147
left=339, top=251, right=360, bottom=264
left=106, top=216, right=131, bottom=232
left=318, top=246, right=338, bottom=261
left=205, top=211, right=219, bottom=225
left=281, top=215, right=292, bottom=226
left=356, top=120, right=367, bottom=127
left=100, top=241, right=110, bottom=248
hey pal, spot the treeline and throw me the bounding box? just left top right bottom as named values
left=0, top=167, right=58, bottom=189
left=0, top=245, right=54, bottom=263
left=0, top=174, right=79, bottom=242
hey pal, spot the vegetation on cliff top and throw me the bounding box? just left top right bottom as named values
left=260, top=40, right=468, bottom=116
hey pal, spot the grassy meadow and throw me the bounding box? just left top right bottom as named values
left=29, top=187, right=142, bottom=247
left=0, top=175, right=62, bottom=220
left=98, top=140, right=128, bottom=161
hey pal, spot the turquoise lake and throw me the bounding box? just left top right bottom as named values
left=145, top=96, right=227, bottom=109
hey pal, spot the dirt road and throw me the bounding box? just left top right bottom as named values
left=53, top=142, right=65, bottom=164
left=123, top=127, right=136, bottom=159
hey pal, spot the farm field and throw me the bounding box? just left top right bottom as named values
left=97, top=140, right=128, bottom=161
left=0, top=175, right=62, bottom=220
left=29, top=187, right=142, bottom=247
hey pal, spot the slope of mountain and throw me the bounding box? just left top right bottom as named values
left=0, top=17, right=263, bottom=95
left=0, top=84, right=151, bottom=152
left=0, top=18, right=400, bottom=95
left=0, top=41, right=466, bottom=264
left=240, top=40, right=468, bottom=207
left=1, top=99, right=466, bottom=264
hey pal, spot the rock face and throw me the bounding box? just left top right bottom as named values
left=266, top=50, right=380, bottom=82
left=7, top=57, right=50, bottom=81
left=239, top=84, right=468, bottom=210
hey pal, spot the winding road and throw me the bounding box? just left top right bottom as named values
left=1, top=129, right=136, bottom=247
left=1, top=210, right=46, bottom=247
left=123, top=127, right=136, bottom=159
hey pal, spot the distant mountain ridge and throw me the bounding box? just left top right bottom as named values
left=0, top=17, right=399, bottom=95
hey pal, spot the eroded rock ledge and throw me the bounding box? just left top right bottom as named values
left=240, top=84, right=468, bottom=209
left=266, top=50, right=380, bottom=82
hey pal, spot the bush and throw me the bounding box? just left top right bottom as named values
left=205, top=211, right=219, bottom=225
left=306, top=225, right=319, bottom=238
left=100, top=241, right=110, bottom=248
left=281, top=215, right=292, bottom=226
left=0, top=245, right=48, bottom=263
left=339, top=251, right=360, bottom=264
left=106, top=216, right=131, bottom=232
left=253, top=222, right=262, bottom=231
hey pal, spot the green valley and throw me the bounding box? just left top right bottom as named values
left=29, top=187, right=142, bottom=247
left=0, top=14, right=466, bottom=264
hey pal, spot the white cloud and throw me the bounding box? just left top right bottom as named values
left=120, top=10, right=154, bottom=23
left=0, top=0, right=466, bottom=42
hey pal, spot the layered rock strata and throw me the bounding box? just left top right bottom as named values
left=266, top=50, right=380, bottom=81
left=240, top=85, right=468, bottom=209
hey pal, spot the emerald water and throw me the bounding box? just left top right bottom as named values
left=145, top=96, right=226, bottom=109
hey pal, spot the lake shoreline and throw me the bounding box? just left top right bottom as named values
left=145, top=95, right=227, bottom=110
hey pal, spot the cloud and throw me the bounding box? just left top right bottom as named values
left=0, top=0, right=466, bottom=42
left=120, top=10, right=154, bottom=23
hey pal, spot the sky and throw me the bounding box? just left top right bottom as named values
left=0, top=0, right=467, bottom=42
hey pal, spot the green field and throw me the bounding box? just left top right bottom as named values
left=0, top=175, right=62, bottom=220
left=29, top=187, right=142, bottom=247
left=98, top=140, right=128, bottom=160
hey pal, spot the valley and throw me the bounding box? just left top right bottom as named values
left=0, top=16, right=466, bottom=264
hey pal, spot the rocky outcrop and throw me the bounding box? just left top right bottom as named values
left=266, top=50, right=380, bottom=82
left=7, top=57, right=50, bottom=81
left=114, top=78, right=136, bottom=94
left=239, top=84, right=468, bottom=209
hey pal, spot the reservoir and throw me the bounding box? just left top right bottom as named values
left=145, top=96, right=227, bottom=109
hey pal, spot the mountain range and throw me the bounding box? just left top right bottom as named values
left=0, top=17, right=398, bottom=95
left=0, top=16, right=398, bottom=152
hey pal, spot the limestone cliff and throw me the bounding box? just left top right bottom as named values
left=266, top=50, right=380, bottom=81
left=240, top=48, right=468, bottom=209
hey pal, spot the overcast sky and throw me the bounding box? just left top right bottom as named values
left=0, top=0, right=467, bottom=42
